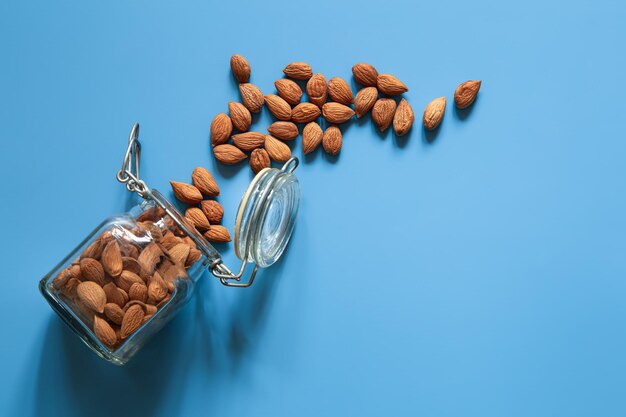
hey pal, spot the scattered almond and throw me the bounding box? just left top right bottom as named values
left=372, top=98, right=397, bottom=131
left=232, top=131, right=265, bottom=152
left=250, top=148, right=271, bottom=174
left=101, top=240, right=123, bottom=277
left=322, top=102, right=355, bottom=124
left=377, top=74, right=408, bottom=96
left=239, top=83, right=264, bottom=113
left=264, top=94, right=292, bottom=120
left=228, top=102, right=252, bottom=132
left=306, top=73, right=327, bottom=107
left=393, top=98, right=414, bottom=136
left=204, top=225, right=232, bottom=243
left=322, top=125, right=342, bottom=156
left=213, top=144, right=247, bottom=164
left=291, top=102, right=321, bottom=123
left=170, top=181, right=203, bottom=204
left=328, top=77, right=354, bottom=105
left=268, top=121, right=299, bottom=140
left=283, top=62, right=313, bottom=80
left=192, top=167, right=220, bottom=197
left=265, top=134, right=291, bottom=162
left=302, top=122, right=323, bottom=154
left=76, top=281, right=106, bottom=313
left=200, top=200, right=224, bottom=224
left=354, top=87, right=378, bottom=118
left=352, top=63, right=379, bottom=87
left=185, top=207, right=211, bottom=231
left=454, top=80, right=481, bottom=109
left=423, top=97, right=446, bottom=130
left=275, top=79, right=302, bottom=105
left=94, top=316, right=117, bottom=347
left=230, top=54, right=250, bottom=83
left=121, top=304, right=145, bottom=339
left=210, top=113, right=232, bottom=147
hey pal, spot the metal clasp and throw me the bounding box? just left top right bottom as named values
left=116, top=123, right=149, bottom=198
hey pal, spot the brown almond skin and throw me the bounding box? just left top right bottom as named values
left=200, top=200, right=224, bottom=224
left=423, top=97, right=446, bottom=130
left=170, top=181, right=203, bottom=204
left=454, top=80, right=481, bottom=109
left=185, top=207, right=211, bottom=231
left=372, top=98, right=397, bottom=131
left=264, top=134, right=291, bottom=162
left=232, top=132, right=265, bottom=151
left=306, top=73, right=327, bottom=108
left=302, top=122, right=323, bottom=154
left=104, top=302, right=125, bottom=325
left=192, top=167, right=220, bottom=197
left=228, top=102, right=252, bottom=132
left=291, top=103, right=321, bottom=123
left=328, top=77, right=354, bottom=105
left=230, top=54, right=250, bottom=83
left=80, top=258, right=106, bottom=286
left=239, top=83, right=264, bottom=113
left=322, top=102, right=355, bottom=124
left=264, top=94, right=292, bottom=120
left=103, top=282, right=125, bottom=308
left=213, top=144, right=248, bottom=165
left=121, top=304, right=145, bottom=339
left=117, top=270, right=145, bottom=292
left=283, top=62, right=313, bottom=80
left=393, top=98, right=415, bottom=136
left=204, top=225, right=232, bottom=243
left=352, top=63, right=379, bottom=87
left=322, top=125, right=342, bottom=156
left=94, top=316, right=118, bottom=347
left=210, top=113, right=232, bottom=147
left=169, top=243, right=191, bottom=266
left=137, top=243, right=163, bottom=276
left=268, top=121, right=299, bottom=140
left=275, top=79, right=302, bottom=105
left=129, top=282, right=148, bottom=303
left=101, top=240, right=123, bottom=277
left=76, top=281, right=107, bottom=313
left=377, top=74, right=409, bottom=96
left=354, top=87, right=378, bottom=118
left=250, top=148, right=271, bottom=174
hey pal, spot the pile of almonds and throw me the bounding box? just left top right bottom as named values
left=52, top=206, right=202, bottom=348
left=210, top=55, right=481, bottom=172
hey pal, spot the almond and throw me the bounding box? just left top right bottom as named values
left=103, top=282, right=125, bottom=308
left=129, top=282, right=148, bottom=303
left=328, top=77, right=354, bottom=105
left=230, top=54, right=250, bottom=83
left=275, top=79, right=302, bottom=105
left=122, top=257, right=141, bottom=275
left=423, top=97, right=446, bottom=130
left=94, top=315, right=117, bottom=347
left=204, top=225, right=232, bottom=243
left=121, top=304, right=145, bottom=339
left=169, top=243, right=191, bottom=266
left=393, top=99, right=415, bottom=136
left=264, top=94, right=292, bottom=120
left=104, top=303, right=125, bottom=325
left=185, top=207, right=210, bottom=231
left=101, top=240, right=123, bottom=277
left=283, top=62, right=312, bottom=80
left=53, top=268, right=71, bottom=290
left=148, top=273, right=168, bottom=303
left=291, top=102, right=321, bottom=123
left=377, top=74, right=408, bottom=96
left=210, top=113, right=232, bottom=147
left=76, top=281, right=106, bottom=313
left=191, top=167, right=220, bottom=197
left=265, top=134, right=291, bottom=162
left=454, top=80, right=481, bottom=109
left=322, top=125, right=342, bottom=156
left=137, top=243, right=163, bottom=276
left=322, top=102, right=355, bottom=124
left=213, top=144, right=248, bottom=165
left=306, top=73, right=327, bottom=107
left=250, top=148, right=270, bottom=174
left=354, top=87, right=378, bottom=118
left=228, top=102, right=252, bottom=132
left=117, top=270, right=145, bottom=292
left=239, top=83, right=264, bottom=113
left=81, top=239, right=105, bottom=260
left=62, top=278, right=81, bottom=298
left=232, top=131, right=265, bottom=152
left=200, top=200, right=224, bottom=224
left=170, top=181, right=202, bottom=204
left=267, top=121, right=299, bottom=140
left=80, top=258, right=105, bottom=286
left=352, top=63, right=379, bottom=87
left=302, top=122, right=323, bottom=154
left=372, top=98, right=397, bottom=131
left=186, top=248, right=202, bottom=267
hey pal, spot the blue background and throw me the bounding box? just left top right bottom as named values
left=1, top=0, right=625, bottom=416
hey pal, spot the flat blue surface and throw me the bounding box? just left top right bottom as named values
left=1, top=0, right=626, bottom=416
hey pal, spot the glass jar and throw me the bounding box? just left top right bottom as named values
left=39, top=124, right=300, bottom=365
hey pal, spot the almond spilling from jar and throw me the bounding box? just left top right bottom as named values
left=302, top=122, right=323, bottom=154
left=328, top=77, right=354, bottom=105
left=322, top=102, right=355, bottom=124
left=170, top=181, right=203, bottom=204
left=228, top=102, right=252, bottom=132
left=265, top=94, right=292, bottom=121
left=250, top=148, right=271, bottom=174
left=210, top=113, right=232, bottom=147
left=265, top=134, right=291, bottom=162
left=393, top=98, right=414, bottom=136
left=200, top=200, right=224, bottom=224
left=275, top=79, right=302, bottom=105
left=204, top=225, right=232, bottom=243
left=372, top=98, right=397, bottom=131
left=268, top=121, right=299, bottom=140
left=291, top=103, right=321, bottom=123
left=192, top=167, right=220, bottom=197
left=454, top=80, right=481, bottom=109
left=283, top=62, right=313, bottom=80
left=213, top=144, right=247, bottom=164
left=185, top=207, right=211, bottom=231
left=322, top=125, right=342, bottom=156
left=232, top=131, right=265, bottom=152
left=239, top=83, right=264, bottom=113
left=306, top=73, right=327, bottom=108
left=377, top=74, right=408, bottom=96
left=354, top=87, right=378, bottom=118
left=423, top=97, right=446, bottom=130
left=230, top=54, right=251, bottom=83
left=352, top=63, right=379, bottom=87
